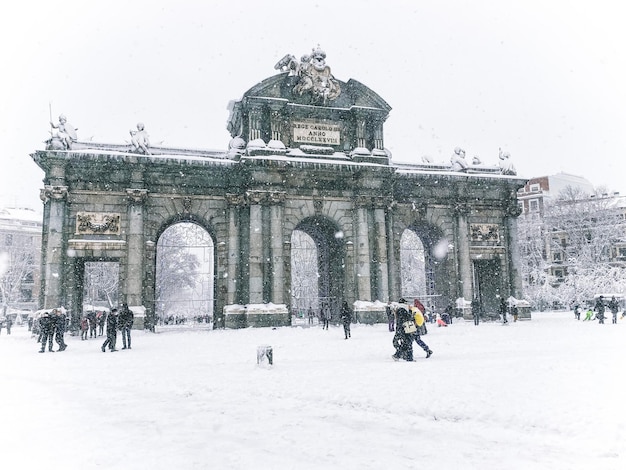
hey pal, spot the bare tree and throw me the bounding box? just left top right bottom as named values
left=0, top=234, right=39, bottom=313
left=156, top=224, right=203, bottom=320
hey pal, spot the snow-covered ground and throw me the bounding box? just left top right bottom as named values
left=2, top=311, right=624, bottom=470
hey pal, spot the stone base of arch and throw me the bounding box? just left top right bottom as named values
left=222, top=303, right=290, bottom=329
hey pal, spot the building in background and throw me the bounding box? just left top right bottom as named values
left=517, top=173, right=626, bottom=309
left=0, top=207, right=42, bottom=314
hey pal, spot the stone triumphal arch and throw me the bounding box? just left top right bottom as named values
left=33, top=47, right=526, bottom=329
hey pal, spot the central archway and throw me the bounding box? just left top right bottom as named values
left=290, top=216, right=345, bottom=321
left=155, top=222, right=215, bottom=328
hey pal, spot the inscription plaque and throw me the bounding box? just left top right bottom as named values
left=292, top=120, right=341, bottom=145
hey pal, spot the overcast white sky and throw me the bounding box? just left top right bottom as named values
left=1, top=0, right=625, bottom=210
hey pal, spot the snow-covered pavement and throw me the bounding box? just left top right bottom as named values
left=1, top=311, right=624, bottom=470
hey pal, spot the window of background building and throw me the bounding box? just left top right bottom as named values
left=529, top=199, right=539, bottom=212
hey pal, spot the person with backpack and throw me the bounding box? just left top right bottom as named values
left=392, top=299, right=415, bottom=362
left=410, top=305, right=433, bottom=358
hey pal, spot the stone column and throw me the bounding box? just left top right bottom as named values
left=269, top=192, right=286, bottom=304
left=225, top=194, right=243, bottom=305
left=40, top=184, right=68, bottom=309
left=373, top=198, right=389, bottom=302
left=125, top=188, right=148, bottom=307
left=454, top=203, right=473, bottom=301
left=354, top=196, right=372, bottom=301
left=248, top=191, right=265, bottom=303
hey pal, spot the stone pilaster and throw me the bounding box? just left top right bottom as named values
left=505, top=203, right=524, bottom=298
left=225, top=194, right=244, bottom=305
left=40, top=184, right=68, bottom=309
left=354, top=196, right=372, bottom=301
left=269, top=192, right=286, bottom=304
left=454, top=202, right=473, bottom=301
left=373, top=198, right=389, bottom=302
left=125, top=188, right=148, bottom=306
left=248, top=191, right=265, bottom=303
left=386, top=204, right=399, bottom=301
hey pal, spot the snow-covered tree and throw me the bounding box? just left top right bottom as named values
left=83, top=262, right=119, bottom=307
left=0, top=234, right=38, bottom=313
left=156, top=223, right=203, bottom=320
left=518, top=184, right=626, bottom=309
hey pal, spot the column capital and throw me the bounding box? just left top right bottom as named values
left=40, top=185, right=68, bottom=204
left=225, top=193, right=247, bottom=207
left=126, top=188, right=148, bottom=205
left=453, top=201, right=470, bottom=216
left=354, top=195, right=372, bottom=208
left=267, top=191, right=286, bottom=205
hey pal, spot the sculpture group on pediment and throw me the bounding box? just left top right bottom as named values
left=448, top=146, right=517, bottom=176
left=275, top=46, right=341, bottom=104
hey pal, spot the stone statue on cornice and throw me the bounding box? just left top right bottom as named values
left=499, top=148, right=517, bottom=175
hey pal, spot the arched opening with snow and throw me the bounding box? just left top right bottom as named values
left=155, top=222, right=215, bottom=328
left=290, top=216, right=346, bottom=321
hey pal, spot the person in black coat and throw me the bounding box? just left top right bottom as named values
left=53, top=309, right=68, bottom=351
left=340, top=301, right=352, bottom=339
left=119, top=303, right=134, bottom=349
left=392, top=299, right=414, bottom=362
left=471, top=298, right=481, bottom=326
left=499, top=297, right=508, bottom=323
left=594, top=296, right=606, bottom=324
left=38, top=311, right=54, bottom=353
left=101, top=309, right=119, bottom=352
left=608, top=296, right=619, bottom=324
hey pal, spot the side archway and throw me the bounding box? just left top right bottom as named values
left=400, top=222, right=451, bottom=313
left=289, top=216, right=346, bottom=321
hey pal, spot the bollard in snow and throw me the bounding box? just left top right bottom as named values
left=257, top=345, right=273, bottom=366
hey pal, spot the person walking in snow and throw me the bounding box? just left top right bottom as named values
left=471, top=298, right=480, bottom=325
left=101, top=308, right=119, bottom=352
left=594, top=296, right=606, bottom=324
left=38, top=311, right=54, bottom=353
left=53, top=308, right=68, bottom=352
left=583, top=308, right=594, bottom=321
left=87, top=311, right=97, bottom=338
left=80, top=316, right=89, bottom=340
left=119, top=303, right=134, bottom=349
left=499, top=297, right=508, bottom=323
left=410, top=306, right=432, bottom=358
left=392, top=298, right=414, bottom=362
left=97, top=311, right=105, bottom=336
left=385, top=301, right=395, bottom=332
left=307, top=306, right=314, bottom=325
left=608, top=296, right=619, bottom=324
left=573, top=303, right=581, bottom=320
left=321, top=305, right=331, bottom=330
left=340, top=301, right=352, bottom=339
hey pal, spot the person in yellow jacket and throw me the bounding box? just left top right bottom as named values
left=410, top=306, right=433, bottom=358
